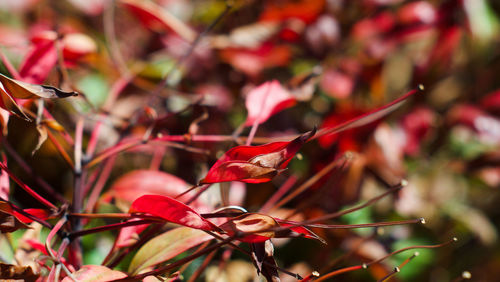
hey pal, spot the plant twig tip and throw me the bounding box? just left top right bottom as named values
left=312, top=271, right=320, bottom=277
left=453, top=237, right=458, bottom=242
left=394, top=267, right=400, bottom=272
left=362, top=263, right=368, bottom=269
left=401, top=179, right=408, bottom=186
left=420, top=218, right=426, bottom=224
left=462, top=271, right=471, bottom=279
left=417, top=84, right=425, bottom=91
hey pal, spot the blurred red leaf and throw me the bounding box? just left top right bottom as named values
left=115, top=221, right=149, bottom=248
left=18, top=35, right=57, bottom=84
left=200, top=129, right=315, bottom=184
left=320, top=69, right=354, bottom=99
left=400, top=107, right=436, bottom=155
left=219, top=42, right=291, bottom=77
left=120, top=0, right=196, bottom=43
left=244, top=80, right=296, bottom=126
left=103, top=170, right=196, bottom=210
left=129, top=195, right=220, bottom=232
left=259, top=0, right=324, bottom=24
left=397, top=1, right=437, bottom=25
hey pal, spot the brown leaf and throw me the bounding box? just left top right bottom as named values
left=0, top=73, right=78, bottom=99
left=0, top=263, right=39, bottom=282
left=251, top=240, right=280, bottom=282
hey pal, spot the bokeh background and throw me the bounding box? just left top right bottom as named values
left=0, top=0, right=499, bottom=281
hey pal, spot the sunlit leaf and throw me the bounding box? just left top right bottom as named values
left=200, top=129, right=315, bottom=184
left=244, top=80, right=296, bottom=126
left=129, top=195, right=220, bottom=231
left=61, top=265, right=127, bottom=282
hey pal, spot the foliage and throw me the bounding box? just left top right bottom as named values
left=0, top=0, right=499, bottom=281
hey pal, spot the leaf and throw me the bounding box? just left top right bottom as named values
left=274, top=220, right=326, bottom=244
left=18, top=38, right=58, bottom=84
left=129, top=194, right=220, bottom=231
left=0, top=73, right=78, bottom=99
left=219, top=213, right=280, bottom=243
left=0, top=263, right=39, bottom=282
left=244, top=80, right=296, bottom=126
left=219, top=43, right=291, bottom=77
left=120, top=0, right=196, bottom=43
left=129, top=227, right=213, bottom=274
left=114, top=220, right=150, bottom=248
left=200, top=129, right=315, bottom=184
left=13, top=208, right=51, bottom=224
left=218, top=213, right=325, bottom=244
left=61, top=265, right=127, bottom=282
left=103, top=170, right=201, bottom=211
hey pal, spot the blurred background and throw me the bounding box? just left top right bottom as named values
left=0, top=0, right=499, bottom=281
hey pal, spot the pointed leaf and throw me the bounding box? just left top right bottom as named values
left=244, top=80, right=296, bottom=126
left=0, top=156, right=8, bottom=200
left=129, top=227, right=213, bottom=274
left=0, top=73, right=78, bottom=99
left=201, top=129, right=315, bottom=184
left=275, top=220, right=326, bottom=244
left=61, top=265, right=127, bottom=282
left=129, top=195, right=219, bottom=231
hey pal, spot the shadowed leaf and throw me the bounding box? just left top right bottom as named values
left=129, top=227, right=213, bottom=274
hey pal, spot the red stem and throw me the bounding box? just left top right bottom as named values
left=0, top=162, right=57, bottom=210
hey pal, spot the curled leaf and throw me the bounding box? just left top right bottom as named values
left=0, top=200, right=30, bottom=233
left=0, top=73, right=78, bottom=99
left=219, top=213, right=280, bottom=243
left=201, top=129, right=315, bottom=184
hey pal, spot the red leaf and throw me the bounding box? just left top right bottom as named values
left=200, top=129, right=315, bottom=184
left=13, top=208, right=51, bottom=224
left=103, top=170, right=201, bottom=211
left=259, top=0, right=324, bottom=24
left=120, top=0, right=196, bottom=43
left=19, top=37, right=57, bottom=84
left=129, top=195, right=219, bottom=232
left=244, top=80, right=296, bottom=126
left=115, top=220, right=149, bottom=248
left=275, top=220, right=326, bottom=243
left=219, top=42, right=291, bottom=77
